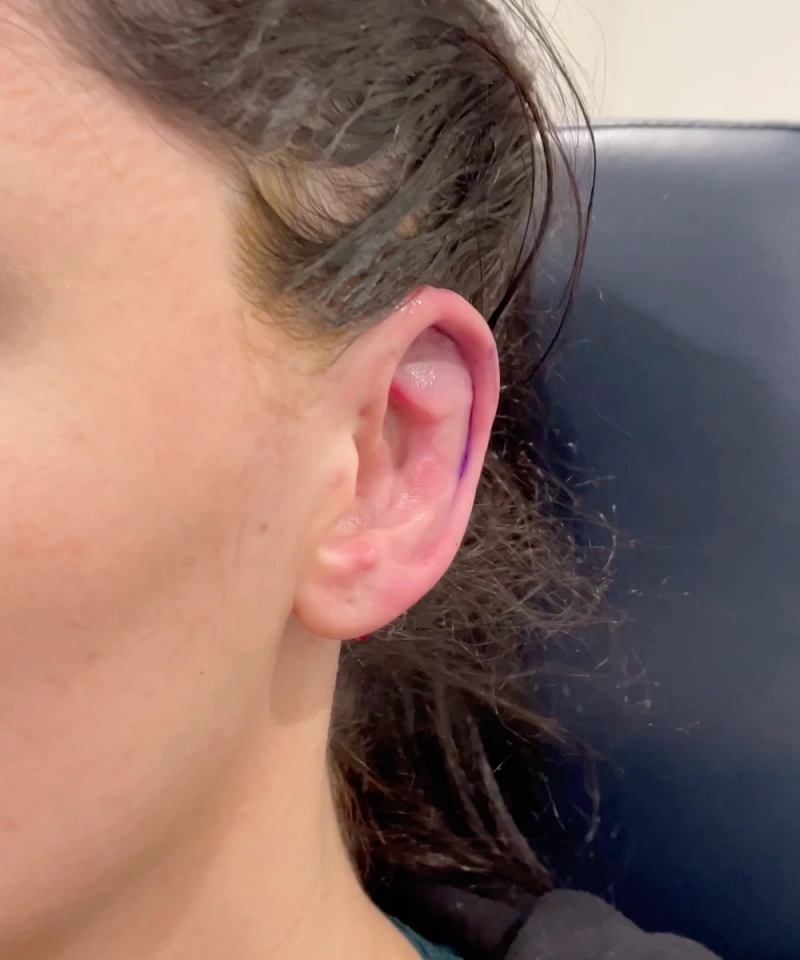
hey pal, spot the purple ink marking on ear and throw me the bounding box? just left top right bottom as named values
left=458, top=437, right=471, bottom=479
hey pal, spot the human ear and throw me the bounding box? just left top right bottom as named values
left=293, top=287, right=499, bottom=641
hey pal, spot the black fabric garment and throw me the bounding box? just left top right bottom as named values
left=385, top=882, right=721, bottom=960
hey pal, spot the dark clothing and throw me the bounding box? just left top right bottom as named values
left=392, top=883, right=721, bottom=960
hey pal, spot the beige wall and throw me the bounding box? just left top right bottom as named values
left=533, top=0, right=617, bottom=117
left=533, top=0, right=800, bottom=122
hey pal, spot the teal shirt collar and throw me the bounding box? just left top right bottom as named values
left=391, top=918, right=463, bottom=960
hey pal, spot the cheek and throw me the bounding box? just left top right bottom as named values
left=0, top=305, right=309, bottom=927
left=0, top=289, right=301, bottom=739
left=0, top=346, right=237, bottom=646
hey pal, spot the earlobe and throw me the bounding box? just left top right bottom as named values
left=294, top=287, right=499, bottom=641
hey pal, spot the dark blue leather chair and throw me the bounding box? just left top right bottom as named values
left=543, top=123, right=800, bottom=960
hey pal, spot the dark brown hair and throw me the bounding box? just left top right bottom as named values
left=46, top=0, right=603, bottom=901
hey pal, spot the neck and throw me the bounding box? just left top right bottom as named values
left=17, top=634, right=420, bottom=960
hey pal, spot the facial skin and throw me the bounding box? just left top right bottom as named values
left=0, top=4, right=499, bottom=959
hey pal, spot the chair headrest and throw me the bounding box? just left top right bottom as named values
left=543, top=123, right=800, bottom=960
